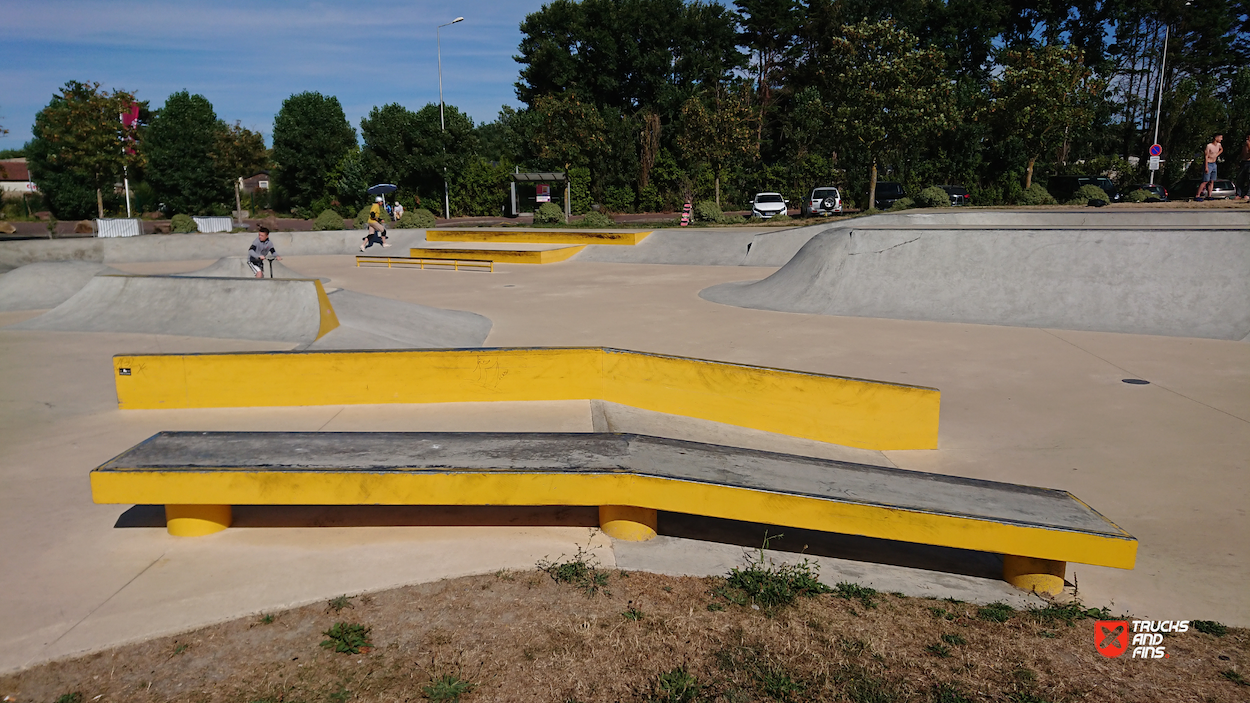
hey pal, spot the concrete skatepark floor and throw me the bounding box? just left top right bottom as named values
left=0, top=224, right=1247, bottom=678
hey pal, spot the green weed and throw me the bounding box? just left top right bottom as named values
left=977, top=602, right=1015, bottom=623
left=623, top=605, right=645, bottom=621
left=537, top=545, right=610, bottom=597
left=706, top=602, right=725, bottom=612
left=836, top=664, right=904, bottom=703
left=719, top=533, right=832, bottom=611
left=925, top=643, right=952, bottom=658
left=1220, top=669, right=1248, bottom=686
left=644, top=665, right=706, bottom=703
left=422, top=673, right=476, bottom=702
left=329, top=686, right=353, bottom=702
left=757, top=663, right=805, bottom=701
left=320, top=623, right=372, bottom=654
left=940, top=633, right=967, bottom=646
left=834, top=582, right=879, bottom=610
left=1026, top=601, right=1108, bottom=626
left=258, top=613, right=276, bottom=625
left=54, top=695, right=83, bottom=703
left=928, top=606, right=955, bottom=620
left=1193, top=620, right=1228, bottom=636
left=326, top=594, right=355, bottom=613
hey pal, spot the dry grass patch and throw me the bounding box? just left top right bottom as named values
left=2, top=559, right=1246, bottom=703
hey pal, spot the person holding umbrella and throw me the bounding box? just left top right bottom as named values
left=361, top=196, right=390, bottom=251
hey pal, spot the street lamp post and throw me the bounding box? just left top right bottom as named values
left=1149, top=23, right=1170, bottom=186
left=437, top=16, right=465, bottom=220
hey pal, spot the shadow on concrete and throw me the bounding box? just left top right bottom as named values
left=115, top=504, right=1001, bottom=580
left=658, top=511, right=1004, bottom=580
left=114, top=504, right=600, bottom=529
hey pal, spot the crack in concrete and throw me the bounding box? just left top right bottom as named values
left=848, top=235, right=921, bottom=256
left=47, top=552, right=167, bottom=648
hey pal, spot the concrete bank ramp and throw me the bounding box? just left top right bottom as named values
left=702, top=228, right=1250, bottom=340
left=10, top=274, right=338, bottom=344
left=572, top=224, right=834, bottom=267
left=174, top=256, right=329, bottom=282
left=0, top=261, right=125, bottom=311
left=307, top=289, right=491, bottom=350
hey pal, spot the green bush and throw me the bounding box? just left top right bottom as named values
left=693, top=200, right=723, bottom=222
left=170, top=213, right=198, bottom=233
left=1068, top=184, right=1111, bottom=205
left=916, top=186, right=949, bottom=208
left=396, top=208, right=437, bottom=229
left=888, top=197, right=915, bottom=211
left=603, top=185, right=635, bottom=213
left=1125, top=188, right=1151, bottom=203
left=313, top=209, right=345, bottom=231
left=1017, top=184, right=1057, bottom=206
left=580, top=210, right=615, bottom=228
left=534, top=202, right=565, bottom=225
left=353, top=206, right=371, bottom=229
left=769, top=212, right=792, bottom=222
left=717, top=214, right=746, bottom=224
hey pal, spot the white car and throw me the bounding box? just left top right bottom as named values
left=751, top=192, right=789, bottom=219
left=801, top=187, right=842, bottom=216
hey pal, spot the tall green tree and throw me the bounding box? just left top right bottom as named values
left=989, top=45, right=1101, bottom=187
left=677, top=85, right=758, bottom=206
left=360, top=102, right=477, bottom=209
left=26, top=81, right=144, bottom=219
left=823, top=20, right=955, bottom=208
left=145, top=91, right=231, bottom=215
left=271, top=92, right=356, bottom=211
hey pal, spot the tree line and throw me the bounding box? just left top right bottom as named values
left=16, top=0, right=1250, bottom=220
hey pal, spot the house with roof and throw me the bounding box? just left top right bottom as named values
left=0, top=158, right=39, bottom=196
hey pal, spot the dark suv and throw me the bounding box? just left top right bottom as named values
left=873, top=181, right=906, bottom=209
left=1046, top=175, right=1120, bottom=203
left=940, top=185, right=970, bottom=206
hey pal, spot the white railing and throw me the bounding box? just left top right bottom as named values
left=193, top=216, right=235, bottom=233
left=95, top=218, right=142, bottom=238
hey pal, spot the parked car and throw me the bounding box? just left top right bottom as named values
left=873, top=181, right=906, bottom=209
left=1046, top=175, right=1120, bottom=203
left=1170, top=178, right=1240, bottom=200
left=1124, top=183, right=1168, bottom=201
left=751, top=192, right=789, bottom=219
left=939, top=185, right=971, bottom=206
left=801, top=187, right=842, bottom=216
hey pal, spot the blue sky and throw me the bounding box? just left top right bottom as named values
left=0, top=0, right=547, bottom=148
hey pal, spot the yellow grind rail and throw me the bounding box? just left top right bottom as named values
left=356, top=255, right=493, bottom=272
left=408, top=246, right=584, bottom=264
left=427, top=229, right=651, bottom=245
left=111, top=347, right=941, bottom=451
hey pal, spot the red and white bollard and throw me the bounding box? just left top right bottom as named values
left=680, top=202, right=692, bottom=227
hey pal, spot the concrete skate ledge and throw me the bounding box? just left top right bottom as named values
left=111, top=347, right=941, bottom=451
left=427, top=229, right=651, bottom=245
left=90, top=431, right=1137, bottom=593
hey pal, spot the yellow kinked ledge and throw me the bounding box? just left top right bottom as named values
left=112, top=347, right=940, bottom=451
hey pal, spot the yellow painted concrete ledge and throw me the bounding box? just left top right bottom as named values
left=408, top=246, right=585, bottom=264
left=111, top=347, right=941, bottom=451
left=427, top=229, right=651, bottom=245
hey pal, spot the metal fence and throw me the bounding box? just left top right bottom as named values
left=95, top=218, right=142, bottom=238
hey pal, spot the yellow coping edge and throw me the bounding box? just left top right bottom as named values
left=428, top=229, right=651, bottom=246
left=111, top=347, right=940, bottom=451
left=89, top=471, right=1136, bottom=569
left=408, top=246, right=585, bottom=264
left=311, top=280, right=339, bottom=339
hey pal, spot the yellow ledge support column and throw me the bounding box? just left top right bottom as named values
left=166, top=504, right=232, bottom=537
left=599, top=505, right=657, bottom=541
left=1003, top=555, right=1066, bottom=596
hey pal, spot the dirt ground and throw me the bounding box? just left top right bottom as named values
left=3, top=551, right=1246, bottom=703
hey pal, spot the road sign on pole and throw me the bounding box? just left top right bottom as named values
left=1149, top=144, right=1163, bottom=157
left=1149, top=156, right=1161, bottom=171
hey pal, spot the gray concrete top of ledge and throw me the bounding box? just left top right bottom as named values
left=99, top=431, right=1129, bottom=538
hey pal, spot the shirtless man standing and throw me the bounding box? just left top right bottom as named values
left=1195, top=134, right=1223, bottom=201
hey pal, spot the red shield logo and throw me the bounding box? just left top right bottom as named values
left=1095, top=620, right=1129, bottom=657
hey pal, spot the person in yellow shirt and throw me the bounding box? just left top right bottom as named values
left=361, top=196, right=390, bottom=251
